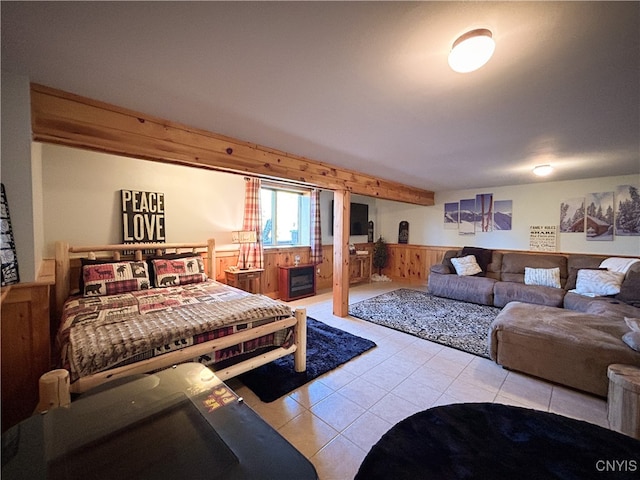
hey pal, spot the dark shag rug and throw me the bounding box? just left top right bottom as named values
left=356, top=402, right=640, bottom=480
left=239, top=318, right=376, bottom=402
left=349, top=288, right=501, bottom=358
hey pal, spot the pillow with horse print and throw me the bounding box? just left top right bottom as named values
left=151, top=256, right=207, bottom=287
left=82, top=261, right=151, bottom=297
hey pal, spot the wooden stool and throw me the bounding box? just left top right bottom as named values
left=607, top=364, right=640, bottom=439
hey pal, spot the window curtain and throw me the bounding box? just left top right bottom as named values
left=241, top=177, right=264, bottom=269
left=310, top=189, right=323, bottom=265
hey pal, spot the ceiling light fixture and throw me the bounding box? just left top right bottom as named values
left=448, top=28, right=495, bottom=73
left=533, top=164, right=554, bottom=177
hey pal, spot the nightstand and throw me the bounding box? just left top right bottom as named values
left=224, top=268, right=264, bottom=294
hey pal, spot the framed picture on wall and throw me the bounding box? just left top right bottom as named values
left=1, top=184, right=20, bottom=286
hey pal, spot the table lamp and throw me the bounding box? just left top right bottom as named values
left=231, top=230, right=257, bottom=270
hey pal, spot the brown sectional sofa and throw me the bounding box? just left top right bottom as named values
left=428, top=248, right=640, bottom=396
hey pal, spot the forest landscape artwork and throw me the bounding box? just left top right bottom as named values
left=585, top=192, right=614, bottom=241
left=615, top=185, right=640, bottom=236
left=560, top=197, right=585, bottom=233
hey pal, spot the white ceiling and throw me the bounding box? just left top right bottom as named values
left=2, top=1, right=639, bottom=193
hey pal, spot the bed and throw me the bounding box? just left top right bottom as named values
left=53, top=239, right=307, bottom=394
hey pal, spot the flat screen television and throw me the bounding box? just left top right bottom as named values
left=330, top=201, right=369, bottom=236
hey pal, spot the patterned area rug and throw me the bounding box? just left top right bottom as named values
left=349, top=289, right=502, bottom=358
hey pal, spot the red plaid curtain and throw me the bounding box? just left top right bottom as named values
left=310, top=189, right=323, bottom=265
left=241, top=178, right=263, bottom=269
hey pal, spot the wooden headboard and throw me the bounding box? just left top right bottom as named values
left=54, top=239, right=216, bottom=319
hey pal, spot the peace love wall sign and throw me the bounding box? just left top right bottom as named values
left=121, top=189, right=166, bottom=243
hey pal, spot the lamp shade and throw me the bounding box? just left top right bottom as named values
left=448, top=28, right=495, bottom=73
left=231, top=230, right=257, bottom=244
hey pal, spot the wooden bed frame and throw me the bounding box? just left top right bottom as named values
left=53, top=238, right=307, bottom=394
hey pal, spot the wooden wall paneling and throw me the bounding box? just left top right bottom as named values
left=31, top=84, right=435, bottom=207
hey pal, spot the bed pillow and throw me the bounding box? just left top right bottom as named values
left=151, top=256, right=207, bottom=287
left=450, top=255, right=482, bottom=276
left=575, top=269, right=625, bottom=296
left=524, top=267, right=561, bottom=289
left=147, top=252, right=202, bottom=286
left=82, top=261, right=151, bottom=297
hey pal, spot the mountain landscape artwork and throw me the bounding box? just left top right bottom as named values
left=444, top=202, right=459, bottom=230
left=493, top=200, right=513, bottom=231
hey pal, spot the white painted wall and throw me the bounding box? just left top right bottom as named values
left=41, top=143, right=246, bottom=257
left=1, top=73, right=40, bottom=281
left=376, top=174, right=640, bottom=256
left=41, top=143, right=638, bottom=258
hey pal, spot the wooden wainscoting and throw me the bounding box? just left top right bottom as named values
left=220, top=244, right=451, bottom=298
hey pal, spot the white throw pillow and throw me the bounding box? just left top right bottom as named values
left=575, top=269, right=625, bottom=296
left=524, top=267, right=561, bottom=289
left=450, top=255, right=482, bottom=276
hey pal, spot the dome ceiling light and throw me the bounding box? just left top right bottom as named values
left=448, top=28, right=496, bottom=73
left=533, top=164, right=554, bottom=177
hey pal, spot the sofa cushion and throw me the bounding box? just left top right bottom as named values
left=617, top=269, right=640, bottom=307
left=564, top=292, right=640, bottom=320
left=451, top=255, right=483, bottom=276
left=428, top=273, right=496, bottom=306
left=489, top=301, right=640, bottom=397
left=501, top=253, right=568, bottom=287
left=524, top=267, right=561, bottom=289
left=494, top=282, right=566, bottom=308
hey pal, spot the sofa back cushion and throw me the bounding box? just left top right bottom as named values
left=566, top=255, right=608, bottom=290
left=501, top=253, right=568, bottom=287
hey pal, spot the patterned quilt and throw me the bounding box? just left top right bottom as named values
left=57, top=281, right=294, bottom=381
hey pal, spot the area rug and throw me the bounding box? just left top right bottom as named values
left=355, top=402, right=640, bottom=480
left=349, top=289, right=501, bottom=358
left=238, top=318, right=376, bottom=402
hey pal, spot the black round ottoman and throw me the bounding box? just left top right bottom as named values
left=356, top=402, right=640, bottom=479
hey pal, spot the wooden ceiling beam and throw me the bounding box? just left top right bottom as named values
left=30, top=84, right=434, bottom=206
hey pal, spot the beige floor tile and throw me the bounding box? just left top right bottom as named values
left=445, top=377, right=498, bottom=403
left=408, top=364, right=457, bottom=393
left=368, top=392, right=425, bottom=425
left=311, top=435, right=367, bottom=480
left=290, top=379, right=336, bottom=408
left=310, top=392, right=366, bottom=431
left=549, top=386, right=609, bottom=428
left=393, top=377, right=442, bottom=408
left=337, top=376, right=388, bottom=409
left=424, top=354, right=468, bottom=377
left=278, top=410, right=339, bottom=458
left=316, top=365, right=357, bottom=391
left=341, top=411, right=392, bottom=453
left=249, top=394, right=306, bottom=429
left=433, top=346, right=476, bottom=367
left=498, top=372, right=553, bottom=410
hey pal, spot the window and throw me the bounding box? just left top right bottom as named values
left=261, top=186, right=310, bottom=246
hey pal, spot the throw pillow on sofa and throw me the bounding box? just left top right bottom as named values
left=574, top=269, right=625, bottom=296
left=622, top=317, right=640, bottom=352
left=524, top=267, right=561, bottom=288
left=460, top=246, right=493, bottom=276
left=451, top=255, right=482, bottom=276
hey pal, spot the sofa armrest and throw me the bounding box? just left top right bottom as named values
left=431, top=264, right=452, bottom=275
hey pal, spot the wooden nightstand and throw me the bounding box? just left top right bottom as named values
left=224, top=268, right=264, bottom=294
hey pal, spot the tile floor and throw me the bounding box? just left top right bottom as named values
left=226, top=282, right=610, bottom=480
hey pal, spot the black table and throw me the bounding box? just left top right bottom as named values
left=2, top=363, right=317, bottom=480
left=356, top=402, right=640, bottom=480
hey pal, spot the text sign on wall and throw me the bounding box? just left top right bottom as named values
left=529, top=225, right=557, bottom=252
left=121, top=190, right=166, bottom=243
